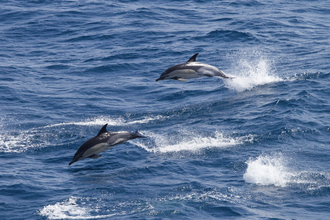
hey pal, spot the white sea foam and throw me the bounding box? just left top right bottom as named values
left=243, top=154, right=330, bottom=189
left=38, top=197, right=124, bottom=219
left=133, top=130, right=254, bottom=153
left=224, top=53, right=283, bottom=92
left=243, top=154, right=291, bottom=187
left=46, top=115, right=167, bottom=128
left=38, top=196, right=155, bottom=219
left=45, top=116, right=125, bottom=128
left=0, top=128, right=49, bottom=153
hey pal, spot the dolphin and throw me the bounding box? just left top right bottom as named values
left=69, top=124, right=146, bottom=165
left=156, top=53, right=232, bottom=81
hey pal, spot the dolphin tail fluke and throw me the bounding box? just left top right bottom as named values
left=222, top=75, right=235, bottom=79
left=223, top=75, right=236, bottom=79
left=134, top=130, right=147, bottom=138
left=218, top=70, right=235, bottom=79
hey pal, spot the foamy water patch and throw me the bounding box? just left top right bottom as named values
left=224, top=53, right=283, bottom=92
left=38, top=196, right=156, bottom=219
left=38, top=197, right=125, bottom=219
left=0, top=128, right=54, bottom=153
left=133, top=130, right=254, bottom=154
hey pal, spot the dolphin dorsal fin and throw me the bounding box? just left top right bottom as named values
left=186, top=53, right=199, bottom=63
left=97, top=124, right=108, bottom=136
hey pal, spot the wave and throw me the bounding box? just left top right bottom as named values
left=243, top=153, right=330, bottom=190
left=133, top=130, right=254, bottom=154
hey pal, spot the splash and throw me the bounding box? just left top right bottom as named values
left=243, top=154, right=330, bottom=190
left=133, top=130, right=254, bottom=154
left=224, top=52, right=283, bottom=92
left=243, top=154, right=291, bottom=187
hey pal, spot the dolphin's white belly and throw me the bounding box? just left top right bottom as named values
left=169, top=69, right=200, bottom=79
left=82, top=143, right=108, bottom=158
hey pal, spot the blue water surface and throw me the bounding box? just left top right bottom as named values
left=1, top=0, right=330, bottom=219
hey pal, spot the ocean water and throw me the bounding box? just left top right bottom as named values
left=1, top=0, right=330, bottom=219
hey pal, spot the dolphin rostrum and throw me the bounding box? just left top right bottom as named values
left=69, top=124, right=146, bottom=165
left=156, top=53, right=232, bottom=81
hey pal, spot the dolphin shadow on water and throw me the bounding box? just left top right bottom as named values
left=69, top=124, right=147, bottom=165
left=156, top=53, right=233, bottom=82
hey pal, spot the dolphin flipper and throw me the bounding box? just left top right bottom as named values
left=172, top=77, right=187, bottom=81
left=134, top=130, right=147, bottom=138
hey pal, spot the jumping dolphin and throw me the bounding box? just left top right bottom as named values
left=69, top=124, right=146, bottom=165
left=156, top=53, right=232, bottom=81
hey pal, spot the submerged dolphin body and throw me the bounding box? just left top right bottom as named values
left=156, top=53, right=231, bottom=82
left=69, top=124, right=146, bottom=165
